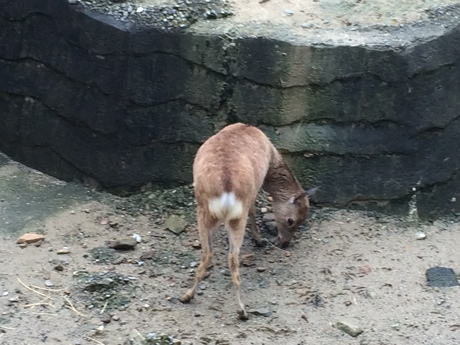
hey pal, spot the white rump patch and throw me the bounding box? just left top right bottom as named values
left=209, top=192, right=243, bottom=220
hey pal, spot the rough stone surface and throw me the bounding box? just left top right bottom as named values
left=0, top=0, right=460, bottom=218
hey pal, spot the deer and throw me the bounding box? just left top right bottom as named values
left=180, top=123, right=316, bottom=320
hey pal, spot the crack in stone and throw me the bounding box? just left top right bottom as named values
left=0, top=91, right=115, bottom=141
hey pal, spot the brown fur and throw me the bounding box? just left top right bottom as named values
left=180, top=123, right=313, bottom=319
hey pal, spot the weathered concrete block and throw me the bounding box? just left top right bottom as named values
left=0, top=0, right=459, bottom=218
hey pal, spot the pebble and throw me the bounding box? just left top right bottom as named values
left=241, top=253, right=255, bottom=267
left=57, top=247, right=70, bottom=255
left=44, top=280, right=54, bottom=287
left=17, top=233, right=45, bottom=244
left=164, top=214, right=188, bottom=235
left=107, top=237, right=138, bottom=250
left=336, top=321, right=364, bottom=337
left=284, top=9, right=294, bottom=16
left=248, top=307, right=271, bottom=317
left=260, top=207, right=268, bottom=213
left=3, top=291, right=9, bottom=296
left=415, top=231, right=426, bottom=240
left=132, top=233, right=142, bottom=243
left=140, top=250, right=155, bottom=260
left=190, top=261, right=198, bottom=268
left=256, top=267, right=267, bottom=272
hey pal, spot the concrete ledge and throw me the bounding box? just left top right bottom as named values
left=0, top=0, right=459, bottom=218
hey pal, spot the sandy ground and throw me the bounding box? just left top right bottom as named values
left=1, top=153, right=460, bottom=345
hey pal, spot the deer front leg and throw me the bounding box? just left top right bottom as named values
left=249, top=202, right=265, bottom=247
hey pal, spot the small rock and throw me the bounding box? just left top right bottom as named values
left=101, top=316, right=111, bottom=324
left=165, top=215, right=188, bottom=235
left=57, top=247, right=70, bottom=255
left=260, top=207, right=268, bottom=213
left=107, top=237, right=137, bottom=251
left=256, top=267, right=267, bottom=272
left=136, top=6, right=144, bottom=13
left=336, top=321, right=364, bottom=337
left=426, top=267, right=459, bottom=287
left=112, top=315, right=120, bottom=321
left=44, top=280, right=54, bottom=287
left=415, top=231, right=426, bottom=240
left=264, top=221, right=277, bottom=236
left=8, top=296, right=19, bottom=303
left=285, top=251, right=292, bottom=257
left=139, top=250, right=155, bottom=260
left=132, top=234, right=142, bottom=243
left=190, top=261, right=198, bottom=268
left=3, top=291, right=9, bottom=296
left=192, top=240, right=202, bottom=249
left=284, top=9, right=294, bottom=16
left=128, top=329, right=145, bottom=345
left=248, top=307, right=271, bottom=317
left=262, top=213, right=275, bottom=222
left=17, top=233, right=44, bottom=244
left=241, top=253, right=255, bottom=267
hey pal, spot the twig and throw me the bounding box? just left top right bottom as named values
left=30, top=285, right=64, bottom=292
left=262, top=238, right=288, bottom=252
left=100, top=299, right=109, bottom=315
left=63, top=296, right=87, bottom=317
left=0, top=325, right=16, bottom=330
left=22, top=301, right=56, bottom=309
left=85, top=337, right=105, bottom=345
left=17, top=278, right=51, bottom=299
left=27, top=311, right=58, bottom=316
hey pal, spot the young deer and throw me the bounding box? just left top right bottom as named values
left=180, top=123, right=315, bottom=319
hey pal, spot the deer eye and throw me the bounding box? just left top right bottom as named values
left=287, top=218, right=294, bottom=226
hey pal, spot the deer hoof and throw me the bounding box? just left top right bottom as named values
left=237, top=309, right=249, bottom=321
left=180, top=292, right=193, bottom=303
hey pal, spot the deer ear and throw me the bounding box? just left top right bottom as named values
left=305, top=187, right=318, bottom=198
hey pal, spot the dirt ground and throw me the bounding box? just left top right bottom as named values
left=1, top=153, right=460, bottom=345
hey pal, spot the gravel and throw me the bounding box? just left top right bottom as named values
left=68, top=0, right=233, bottom=30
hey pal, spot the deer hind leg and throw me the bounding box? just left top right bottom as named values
left=180, top=205, right=218, bottom=303
left=249, top=202, right=264, bottom=247
left=227, top=217, right=249, bottom=320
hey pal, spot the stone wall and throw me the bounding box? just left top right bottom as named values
left=1, top=0, right=459, bottom=218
